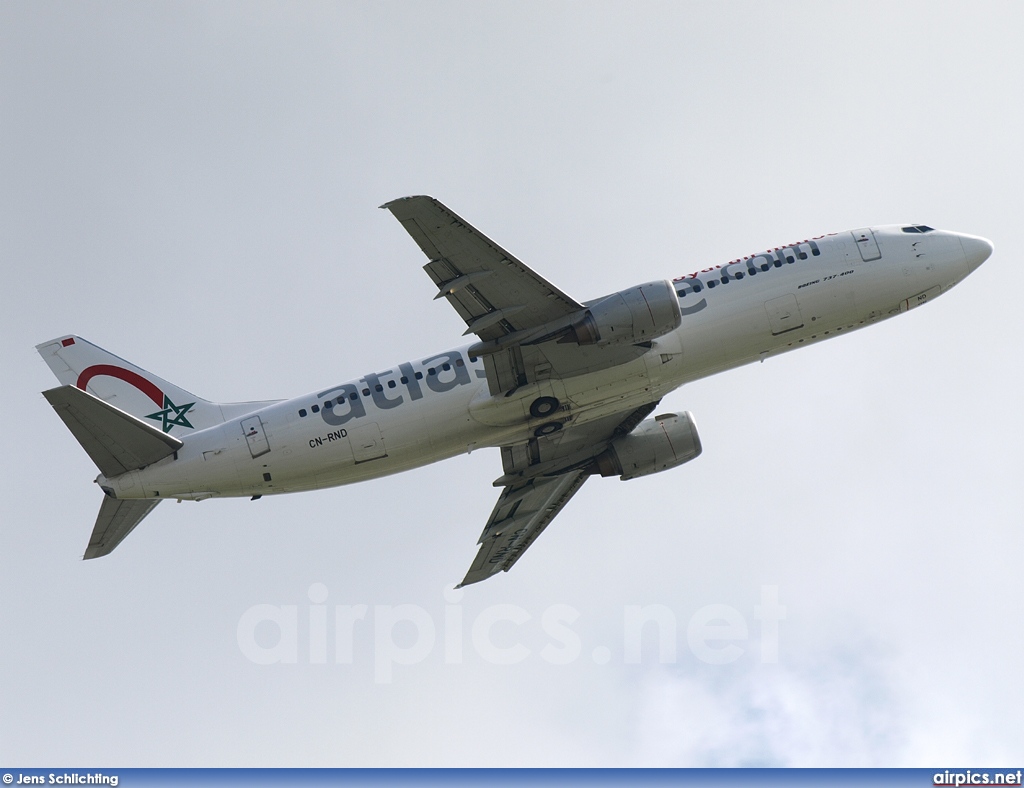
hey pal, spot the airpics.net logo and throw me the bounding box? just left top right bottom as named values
left=933, top=771, right=1023, bottom=786
left=236, top=584, right=786, bottom=683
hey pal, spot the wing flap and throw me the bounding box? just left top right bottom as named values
left=43, top=385, right=183, bottom=478
left=85, top=496, right=161, bottom=559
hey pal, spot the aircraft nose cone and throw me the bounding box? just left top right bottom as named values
left=959, top=234, right=994, bottom=273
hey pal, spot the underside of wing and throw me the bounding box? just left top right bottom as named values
left=459, top=401, right=660, bottom=586
left=382, top=196, right=659, bottom=394
left=381, top=195, right=583, bottom=340
left=459, top=471, right=589, bottom=587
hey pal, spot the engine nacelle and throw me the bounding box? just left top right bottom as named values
left=567, top=280, right=682, bottom=346
left=594, top=412, right=702, bottom=480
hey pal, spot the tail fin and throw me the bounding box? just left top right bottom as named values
left=36, top=335, right=280, bottom=435
left=86, top=497, right=161, bottom=559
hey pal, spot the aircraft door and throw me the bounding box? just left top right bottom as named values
left=349, top=422, right=387, bottom=463
left=852, top=229, right=881, bottom=262
left=764, top=294, right=805, bottom=336
left=241, top=415, right=270, bottom=458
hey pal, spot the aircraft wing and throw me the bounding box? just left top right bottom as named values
left=461, top=471, right=589, bottom=587
left=381, top=195, right=583, bottom=341
left=383, top=196, right=652, bottom=394
left=459, top=401, right=659, bottom=586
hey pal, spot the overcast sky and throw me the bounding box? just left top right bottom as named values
left=2, top=0, right=1022, bottom=768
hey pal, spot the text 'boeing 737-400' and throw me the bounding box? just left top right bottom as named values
left=38, top=197, right=993, bottom=586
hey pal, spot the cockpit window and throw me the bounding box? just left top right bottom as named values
left=901, top=225, right=935, bottom=234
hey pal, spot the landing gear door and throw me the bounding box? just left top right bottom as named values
left=852, top=229, right=881, bottom=262
left=241, top=415, right=270, bottom=458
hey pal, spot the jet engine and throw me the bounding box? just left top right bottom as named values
left=563, top=280, right=682, bottom=347
left=593, top=412, right=702, bottom=480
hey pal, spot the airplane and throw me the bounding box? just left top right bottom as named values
left=37, top=196, right=993, bottom=586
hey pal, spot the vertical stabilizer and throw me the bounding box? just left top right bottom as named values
left=36, top=335, right=281, bottom=435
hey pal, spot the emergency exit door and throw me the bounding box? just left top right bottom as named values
left=764, top=294, right=804, bottom=336
left=349, top=422, right=387, bottom=463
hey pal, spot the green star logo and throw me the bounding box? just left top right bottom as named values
left=146, top=395, right=196, bottom=433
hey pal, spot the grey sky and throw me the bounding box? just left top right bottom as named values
left=2, top=0, right=1022, bottom=767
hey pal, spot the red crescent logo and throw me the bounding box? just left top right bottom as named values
left=77, top=365, right=165, bottom=406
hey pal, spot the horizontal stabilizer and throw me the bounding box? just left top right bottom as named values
left=86, top=496, right=161, bottom=559
left=43, top=385, right=183, bottom=478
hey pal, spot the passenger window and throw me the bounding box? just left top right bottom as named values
left=298, top=409, right=307, bottom=417
left=311, top=404, right=320, bottom=413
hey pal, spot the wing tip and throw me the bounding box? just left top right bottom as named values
left=83, top=545, right=107, bottom=560
left=379, top=195, right=435, bottom=211
left=35, top=334, right=79, bottom=353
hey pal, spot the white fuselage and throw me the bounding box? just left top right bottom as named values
left=99, top=226, right=985, bottom=502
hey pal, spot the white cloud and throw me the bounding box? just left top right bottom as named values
left=633, top=644, right=908, bottom=767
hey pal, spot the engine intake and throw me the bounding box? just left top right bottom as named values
left=593, top=412, right=702, bottom=480
left=564, top=280, right=682, bottom=347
